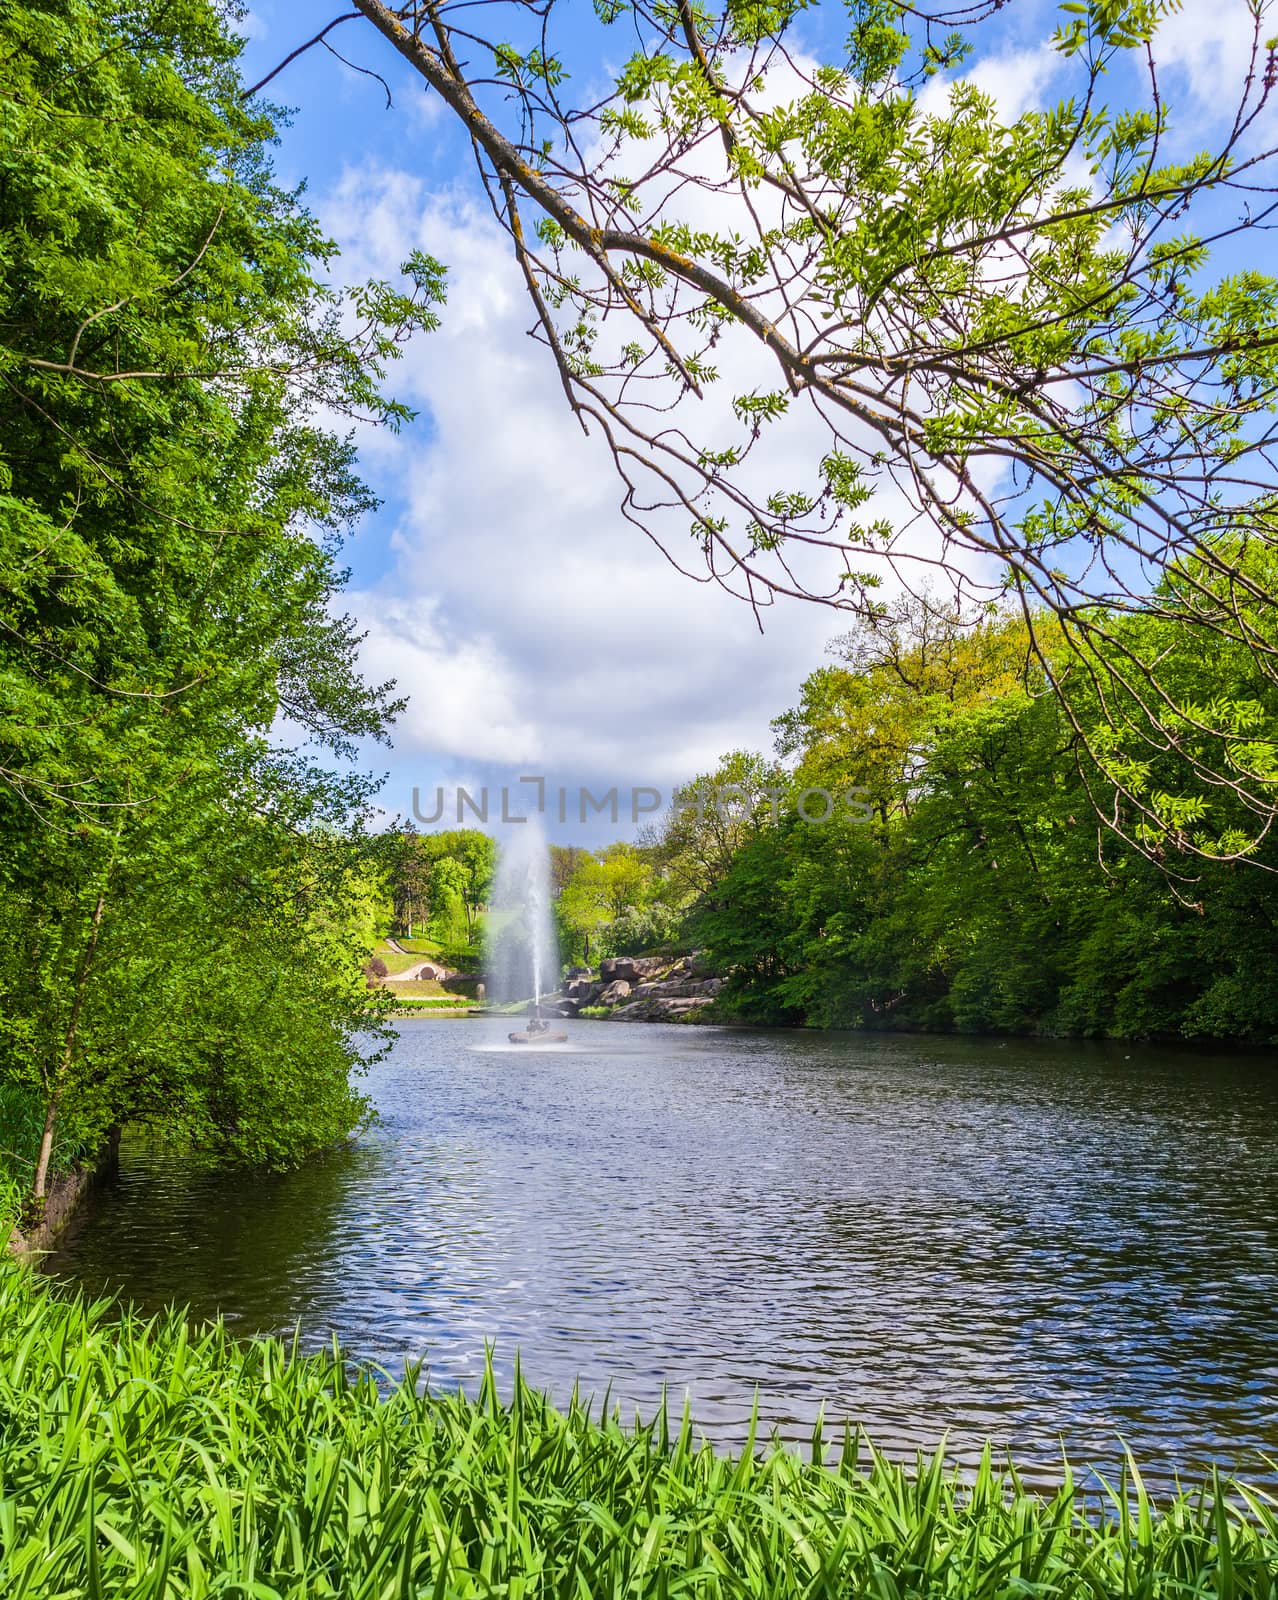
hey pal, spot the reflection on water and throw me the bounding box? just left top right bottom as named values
left=46, top=1020, right=1278, bottom=1490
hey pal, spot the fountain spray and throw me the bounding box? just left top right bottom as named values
left=487, top=817, right=558, bottom=1005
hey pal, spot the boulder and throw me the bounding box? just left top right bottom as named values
left=610, top=996, right=716, bottom=1023
left=597, top=979, right=633, bottom=1005
left=564, top=976, right=602, bottom=1003
left=600, top=955, right=667, bottom=984
left=631, top=977, right=724, bottom=1000
left=663, top=953, right=717, bottom=980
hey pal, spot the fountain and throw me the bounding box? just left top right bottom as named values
left=486, top=817, right=559, bottom=1007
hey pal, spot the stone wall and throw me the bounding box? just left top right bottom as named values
left=6, top=1128, right=120, bottom=1258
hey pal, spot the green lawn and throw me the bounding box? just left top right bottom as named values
left=394, top=936, right=447, bottom=956
left=387, top=978, right=450, bottom=997
left=373, top=943, right=428, bottom=976
left=389, top=996, right=478, bottom=1010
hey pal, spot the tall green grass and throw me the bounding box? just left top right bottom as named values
left=0, top=1081, right=93, bottom=1227
left=2, top=1265, right=1277, bottom=1597
left=0, top=1083, right=45, bottom=1225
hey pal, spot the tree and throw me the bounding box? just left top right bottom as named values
left=268, top=0, right=1278, bottom=862
left=427, top=855, right=470, bottom=947
left=556, top=843, right=659, bottom=961
left=418, top=830, right=496, bottom=945
left=0, top=0, right=439, bottom=1212
left=548, top=844, right=588, bottom=898
left=774, top=594, right=1044, bottom=829
left=387, top=830, right=434, bottom=936
left=694, top=807, right=879, bottom=1025
left=652, top=751, right=789, bottom=897
left=696, top=597, right=1278, bottom=1040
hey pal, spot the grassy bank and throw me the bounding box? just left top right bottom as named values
left=390, top=996, right=480, bottom=1011
left=0, top=1084, right=37, bottom=1224
left=2, top=1265, right=1277, bottom=1597
left=0, top=1083, right=93, bottom=1232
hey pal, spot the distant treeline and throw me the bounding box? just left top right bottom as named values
left=497, top=590, right=1278, bottom=1044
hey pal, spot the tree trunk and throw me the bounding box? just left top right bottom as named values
left=32, top=889, right=106, bottom=1202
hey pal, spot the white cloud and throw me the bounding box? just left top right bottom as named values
left=323, top=167, right=854, bottom=799
left=237, top=8, right=268, bottom=43
left=916, top=42, right=1062, bottom=124
left=968, top=43, right=1062, bottom=119
left=1153, top=2, right=1274, bottom=112
left=352, top=595, right=533, bottom=765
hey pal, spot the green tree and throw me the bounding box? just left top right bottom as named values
left=702, top=595, right=1278, bottom=1041
left=652, top=751, right=788, bottom=899
left=557, top=843, right=659, bottom=963
left=0, top=0, right=441, bottom=1212
left=288, top=0, right=1278, bottom=859
left=386, top=830, right=434, bottom=938
left=419, top=830, right=496, bottom=946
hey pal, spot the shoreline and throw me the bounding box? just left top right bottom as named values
left=404, top=1006, right=1278, bottom=1055
left=5, top=1128, right=120, bottom=1259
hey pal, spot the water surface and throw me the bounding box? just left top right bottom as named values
left=47, top=1020, right=1278, bottom=1490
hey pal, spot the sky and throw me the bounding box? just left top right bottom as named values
left=234, top=0, right=1271, bottom=843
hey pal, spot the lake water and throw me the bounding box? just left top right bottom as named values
left=46, top=1019, right=1278, bottom=1491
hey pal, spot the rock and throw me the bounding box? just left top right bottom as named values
left=663, top=953, right=717, bottom=979
left=564, top=976, right=602, bottom=1003
left=631, top=977, right=724, bottom=1000
left=599, top=955, right=667, bottom=983
left=565, top=965, right=593, bottom=979
left=553, top=998, right=580, bottom=1017
left=597, top=979, right=633, bottom=1005
left=610, top=995, right=716, bottom=1023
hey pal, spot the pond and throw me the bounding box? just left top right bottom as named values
left=46, top=1019, right=1278, bottom=1491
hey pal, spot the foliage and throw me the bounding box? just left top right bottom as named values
left=557, top=843, right=654, bottom=961
left=548, top=844, right=589, bottom=897
left=5, top=1264, right=1278, bottom=1597
left=0, top=1083, right=95, bottom=1219
left=652, top=752, right=791, bottom=900
left=385, top=829, right=497, bottom=945
left=339, top=0, right=1278, bottom=858
left=552, top=842, right=686, bottom=964
left=693, top=595, right=1278, bottom=1040
left=0, top=0, right=440, bottom=1204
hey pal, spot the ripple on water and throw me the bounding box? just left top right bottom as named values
left=44, top=1018, right=1278, bottom=1492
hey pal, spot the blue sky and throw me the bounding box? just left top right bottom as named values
left=235, top=1, right=1270, bottom=843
